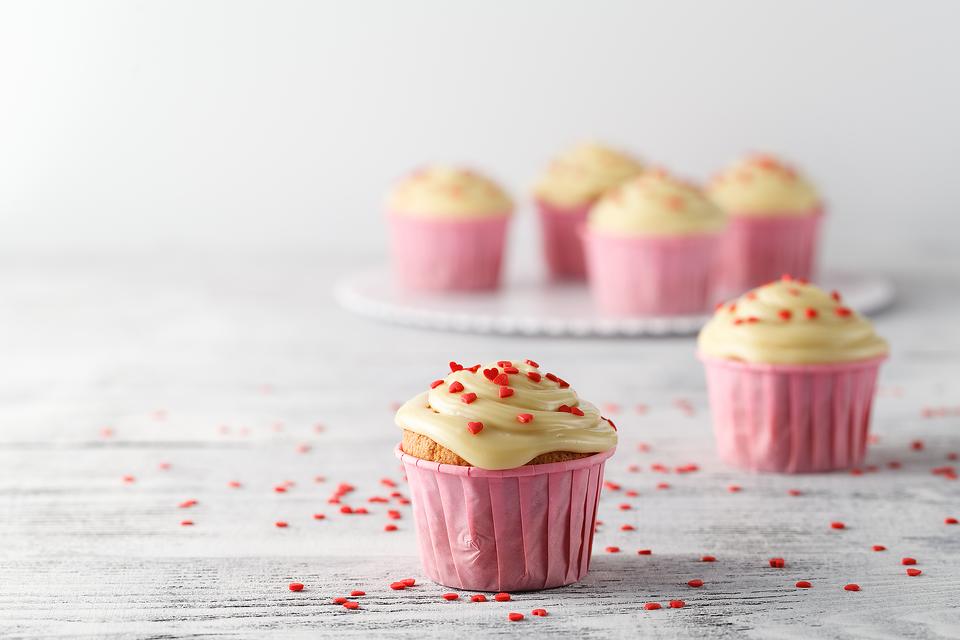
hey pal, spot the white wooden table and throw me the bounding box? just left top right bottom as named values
left=1, top=253, right=958, bottom=639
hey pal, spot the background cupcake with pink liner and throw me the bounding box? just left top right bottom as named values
left=533, top=143, right=644, bottom=280
left=709, top=154, right=823, bottom=296
left=388, top=166, right=513, bottom=291
left=394, top=358, right=617, bottom=592
left=698, top=277, right=888, bottom=473
left=584, top=171, right=727, bottom=315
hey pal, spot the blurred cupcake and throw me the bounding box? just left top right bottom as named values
left=584, top=171, right=726, bottom=315
left=395, top=358, right=617, bottom=591
left=698, top=277, right=888, bottom=473
left=533, top=143, right=644, bottom=280
left=387, top=166, right=513, bottom=291
left=709, top=154, right=823, bottom=295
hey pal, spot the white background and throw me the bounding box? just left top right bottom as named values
left=1, top=0, right=958, bottom=267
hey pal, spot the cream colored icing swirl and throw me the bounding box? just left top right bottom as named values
left=708, top=154, right=820, bottom=215
left=588, top=171, right=726, bottom=236
left=698, top=277, right=889, bottom=364
left=395, top=359, right=618, bottom=470
left=533, top=142, right=645, bottom=207
left=387, top=166, right=513, bottom=219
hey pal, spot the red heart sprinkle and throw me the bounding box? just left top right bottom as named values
left=831, top=521, right=845, bottom=529
left=872, top=545, right=886, bottom=551
left=333, top=597, right=348, bottom=603
left=384, top=524, right=397, bottom=531
left=805, top=308, right=818, bottom=319
left=275, top=521, right=288, bottom=528
left=527, top=371, right=541, bottom=382
left=471, top=594, right=487, bottom=602
left=531, top=608, right=547, bottom=616
left=545, top=373, right=559, bottom=382
left=180, top=520, right=193, bottom=526
left=483, top=368, right=499, bottom=380
left=508, top=612, right=524, bottom=621
left=343, top=601, right=359, bottom=610
left=466, top=364, right=480, bottom=373
left=843, top=584, right=860, bottom=591
left=313, top=513, right=325, bottom=520
left=778, top=309, right=792, bottom=320
left=442, top=593, right=459, bottom=601
left=503, top=366, right=519, bottom=374
left=466, top=421, right=484, bottom=435
left=769, top=557, right=785, bottom=568
left=688, top=579, right=704, bottom=587
left=499, top=386, right=514, bottom=398
left=557, top=404, right=571, bottom=413
left=461, top=393, right=477, bottom=404
left=389, top=582, right=406, bottom=590
left=494, top=592, right=511, bottom=601
left=570, top=407, right=584, bottom=416
left=947, top=517, right=958, bottom=524
left=907, top=568, right=922, bottom=576
left=643, top=603, right=661, bottom=610
left=493, top=373, right=509, bottom=385
left=788, top=489, right=803, bottom=496
left=605, top=546, right=620, bottom=553
left=430, top=380, right=443, bottom=389
left=835, top=306, right=852, bottom=317
left=448, top=381, right=464, bottom=393
left=637, top=549, right=652, bottom=555
left=525, top=359, right=539, bottom=368
left=901, top=557, right=917, bottom=565
left=796, top=581, right=812, bottom=588
left=288, top=582, right=304, bottom=592
left=449, top=361, right=463, bottom=372
left=516, top=413, right=533, bottom=423
left=701, top=555, right=716, bottom=562
left=497, top=360, right=512, bottom=367
left=669, top=600, right=685, bottom=608
left=401, top=578, right=415, bottom=586
left=350, top=590, right=365, bottom=596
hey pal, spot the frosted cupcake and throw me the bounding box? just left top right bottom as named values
left=709, top=154, right=823, bottom=295
left=584, top=171, right=726, bottom=315
left=698, top=277, right=888, bottom=473
left=533, top=143, right=644, bottom=280
left=395, top=358, right=617, bottom=591
left=387, top=166, right=513, bottom=291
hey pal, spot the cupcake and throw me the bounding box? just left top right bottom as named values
left=533, top=143, right=644, bottom=280
left=387, top=166, right=513, bottom=291
left=698, top=276, right=888, bottom=473
left=583, top=171, right=726, bottom=315
left=395, top=358, right=617, bottom=591
left=709, top=153, right=823, bottom=295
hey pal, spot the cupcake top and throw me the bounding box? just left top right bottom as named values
left=588, top=171, right=726, bottom=236
left=395, top=359, right=618, bottom=470
left=387, top=166, right=513, bottom=219
left=698, top=276, right=888, bottom=365
left=533, top=142, right=645, bottom=207
left=708, top=154, right=820, bottom=215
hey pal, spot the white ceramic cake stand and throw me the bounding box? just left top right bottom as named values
left=334, top=268, right=894, bottom=337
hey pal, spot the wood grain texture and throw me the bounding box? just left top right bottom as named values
left=0, top=254, right=958, bottom=639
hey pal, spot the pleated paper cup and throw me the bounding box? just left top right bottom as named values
left=583, top=229, right=722, bottom=315
left=719, top=209, right=823, bottom=296
left=388, top=213, right=509, bottom=292
left=700, top=354, right=886, bottom=473
left=395, top=444, right=615, bottom=592
left=535, top=199, right=591, bottom=280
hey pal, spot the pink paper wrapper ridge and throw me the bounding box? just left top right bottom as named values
left=700, top=354, right=885, bottom=473
left=584, top=230, right=722, bottom=315
left=389, top=213, right=509, bottom=291
left=535, top=199, right=591, bottom=280
left=719, top=209, right=823, bottom=296
left=396, top=444, right=615, bottom=592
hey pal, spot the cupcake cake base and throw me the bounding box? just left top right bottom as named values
left=700, top=355, right=885, bottom=473
left=396, top=444, right=615, bottom=592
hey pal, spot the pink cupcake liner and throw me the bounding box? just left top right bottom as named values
left=388, top=213, right=509, bottom=292
left=700, top=354, right=886, bottom=473
left=395, top=444, right=615, bottom=592
left=583, top=230, right=722, bottom=315
left=719, top=209, right=823, bottom=296
left=535, top=199, right=592, bottom=280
